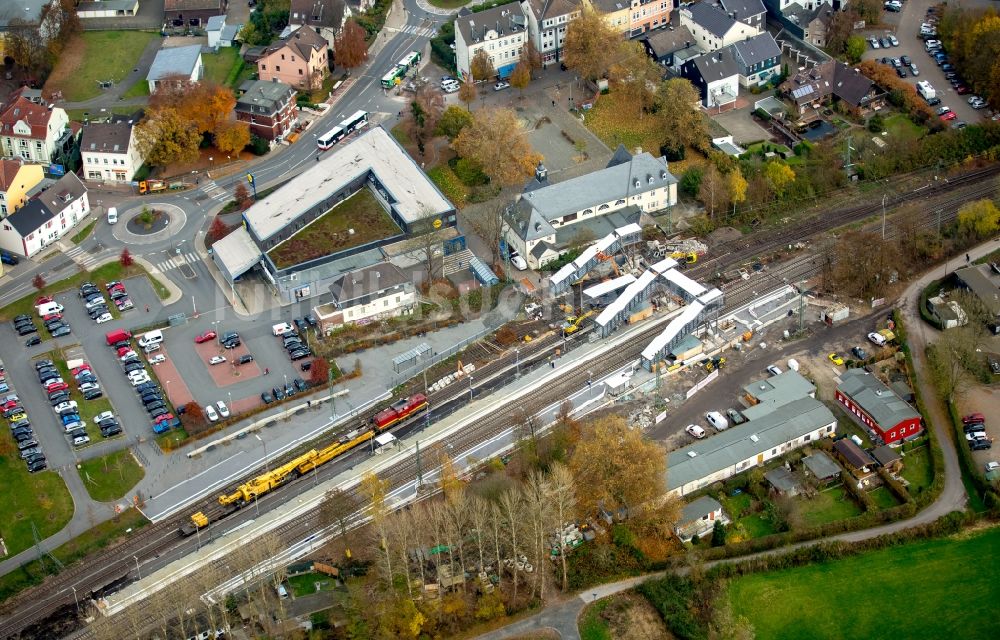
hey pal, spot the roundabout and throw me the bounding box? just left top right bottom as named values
left=111, top=202, right=188, bottom=246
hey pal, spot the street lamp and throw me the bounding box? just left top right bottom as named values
left=515, top=348, right=520, bottom=377
left=133, top=555, right=141, bottom=579
left=71, top=586, right=79, bottom=611
left=881, top=193, right=887, bottom=240
left=255, top=433, right=269, bottom=474
left=468, top=375, right=474, bottom=402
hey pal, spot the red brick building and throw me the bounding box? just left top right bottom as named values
left=235, top=80, right=298, bottom=142
left=836, top=369, right=922, bottom=444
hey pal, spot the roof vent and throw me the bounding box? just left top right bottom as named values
left=687, top=451, right=697, bottom=458
left=750, top=434, right=759, bottom=442
left=660, top=170, right=667, bottom=179
left=634, top=179, right=640, bottom=188
left=647, top=175, right=654, bottom=184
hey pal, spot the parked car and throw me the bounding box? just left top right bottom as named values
left=261, top=391, right=273, bottom=404
left=828, top=353, right=844, bottom=365
left=852, top=346, right=868, bottom=360
left=766, top=364, right=783, bottom=376
left=216, top=401, right=230, bottom=418
left=685, top=424, right=706, bottom=439
left=209, top=356, right=227, bottom=365
left=195, top=330, right=217, bottom=343
left=493, top=80, right=510, bottom=91
left=205, top=404, right=219, bottom=422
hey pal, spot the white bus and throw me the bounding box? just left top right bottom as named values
left=398, top=51, right=421, bottom=70
left=316, top=111, right=369, bottom=150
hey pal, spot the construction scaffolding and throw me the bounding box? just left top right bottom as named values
left=548, top=223, right=642, bottom=295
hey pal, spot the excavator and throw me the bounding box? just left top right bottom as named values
left=562, top=309, right=595, bottom=335
left=670, top=251, right=698, bottom=265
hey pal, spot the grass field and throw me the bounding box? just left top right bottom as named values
left=78, top=450, right=145, bottom=502
left=121, top=79, right=151, bottom=99
left=729, top=526, right=1000, bottom=640
left=798, top=485, right=864, bottom=527
left=868, top=485, right=901, bottom=509
left=0, top=436, right=74, bottom=557
left=287, top=572, right=337, bottom=597
left=44, top=31, right=159, bottom=102
left=901, top=445, right=934, bottom=494
left=70, top=221, right=96, bottom=245
left=882, top=113, right=926, bottom=142
left=267, top=189, right=400, bottom=269
left=202, top=48, right=250, bottom=87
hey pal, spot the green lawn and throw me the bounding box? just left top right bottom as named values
left=798, top=486, right=864, bottom=527
left=202, top=47, right=246, bottom=87
left=267, top=189, right=401, bottom=269
left=0, top=508, right=148, bottom=604
left=0, top=435, right=74, bottom=557
left=428, top=0, right=470, bottom=7
left=45, top=31, right=159, bottom=102
left=287, top=572, right=337, bottom=597
left=579, top=599, right=612, bottom=640
left=427, top=164, right=470, bottom=209
left=868, top=485, right=900, bottom=510
left=900, top=445, right=934, bottom=495
left=78, top=450, right=145, bottom=502
left=882, top=113, right=926, bottom=142
left=121, top=79, right=151, bottom=99
left=70, top=221, right=97, bottom=245
left=729, top=526, right=1000, bottom=640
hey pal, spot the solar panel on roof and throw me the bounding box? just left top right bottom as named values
left=791, top=85, right=814, bottom=99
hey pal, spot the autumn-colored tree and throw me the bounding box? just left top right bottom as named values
left=957, top=198, right=1000, bottom=240
left=458, top=79, right=478, bottom=111
left=32, top=274, right=46, bottom=290
left=699, top=165, right=731, bottom=219
left=453, top=107, right=543, bottom=186
left=207, top=217, right=233, bottom=244
left=3, top=18, right=48, bottom=74
left=609, top=40, right=662, bottom=118
left=470, top=49, right=496, bottom=82
left=563, top=9, right=621, bottom=81
left=309, top=357, right=330, bottom=385
left=407, top=84, right=444, bottom=156
left=728, top=167, right=748, bottom=214
left=568, top=415, right=671, bottom=527
left=214, top=121, right=251, bottom=156
left=134, top=107, right=201, bottom=166
left=334, top=18, right=368, bottom=69
left=829, top=230, right=901, bottom=300
left=655, top=78, right=709, bottom=154
left=509, top=59, right=531, bottom=97
left=436, top=105, right=473, bottom=140
left=233, top=181, right=252, bottom=210
left=181, top=401, right=207, bottom=433
left=119, top=248, right=134, bottom=267
left=764, top=161, right=796, bottom=197
left=522, top=39, right=543, bottom=76
left=319, top=487, right=360, bottom=541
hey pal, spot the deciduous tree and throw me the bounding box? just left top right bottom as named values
left=763, top=161, right=796, bottom=197
left=609, top=40, right=662, bottom=119
left=698, top=165, right=731, bottom=219
left=453, top=107, right=543, bottom=186
left=233, top=181, right=251, bottom=209
left=829, top=230, right=900, bottom=300
left=436, top=105, right=473, bottom=140
left=470, top=49, right=495, bottom=82
left=522, top=39, right=543, bottom=76
left=335, top=18, right=368, bottom=69
left=119, top=248, right=134, bottom=267
left=134, top=107, right=201, bottom=167
left=655, top=78, right=709, bottom=154
left=309, top=357, right=330, bottom=385
left=407, top=84, right=444, bottom=156
left=32, top=274, right=45, bottom=290
left=459, top=79, right=478, bottom=111
left=957, top=198, right=1000, bottom=240
left=509, top=59, right=531, bottom=97
left=320, top=487, right=360, bottom=541
left=728, top=167, right=748, bottom=213
left=464, top=197, right=507, bottom=267
left=846, top=35, right=867, bottom=63
left=214, top=121, right=250, bottom=157
left=563, top=9, right=621, bottom=81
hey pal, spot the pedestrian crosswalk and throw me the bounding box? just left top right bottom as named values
left=391, top=24, right=438, bottom=38
left=63, top=244, right=101, bottom=269
left=202, top=181, right=229, bottom=202
left=155, top=251, right=199, bottom=272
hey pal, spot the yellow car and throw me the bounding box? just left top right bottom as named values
left=828, top=353, right=844, bottom=366
left=8, top=412, right=27, bottom=423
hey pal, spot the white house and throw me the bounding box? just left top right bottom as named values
left=146, top=44, right=205, bottom=93
left=717, top=0, right=767, bottom=30
left=206, top=15, right=243, bottom=48
left=80, top=119, right=145, bottom=183
left=519, top=0, right=582, bottom=67
left=681, top=49, right=741, bottom=109
left=680, top=1, right=760, bottom=52
left=315, top=262, right=416, bottom=331
left=675, top=496, right=730, bottom=542
left=0, top=172, right=90, bottom=258
left=503, top=147, right=677, bottom=269
left=0, top=87, right=72, bottom=165
left=455, top=2, right=529, bottom=80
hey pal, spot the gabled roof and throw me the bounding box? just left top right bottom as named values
left=643, top=25, right=697, bottom=58
left=685, top=2, right=739, bottom=39
left=717, top=0, right=766, bottom=19
left=330, top=262, right=410, bottom=305
left=0, top=159, right=29, bottom=191
left=802, top=452, right=841, bottom=479
left=236, top=79, right=296, bottom=113
left=264, top=25, right=328, bottom=60
left=831, top=61, right=877, bottom=107
left=290, top=0, right=346, bottom=30
left=837, top=368, right=920, bottom=430
left=729, top=32, right=781, bottom=68
left=81, top=121, right=134, bottom=155
left=833, top=438, right=876, bottom=469
left=690, top=49, right=740, bottom=82
left=0, top=91, right=57, bottom=140
left=456, top=2, right=526, bottom=45
left=606, top=144, right=633, bottom=168
left=147, top=45, right=203, bottom=82
left=7, top=173, right=87, bottom=236
left=679, top=495, right=722, bottom=525
left=954, top=265, right=1000, bottom=316
left=206, top=15, right=226, bottom=31
left=781, top=61, right=878, bottom=108
left=872, top=445, right=901, bottom=467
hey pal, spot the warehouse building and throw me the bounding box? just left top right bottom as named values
left=835, top=368, right=922, bottom=445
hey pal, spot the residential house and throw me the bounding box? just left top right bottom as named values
left=926, top=294, right=968, bottom=329
left=520, top=0, right=582, bottom=67
left=289, top=0, right=348, bottom=47
left=592, top=0, right=671, bottom=36
left=641, top=24, right=698, bottom=67
left=146, top=45, right=205, bottom=93
left=782, top=2, right=835, bottom=46
left=77, top=0, right=140, bottom=19
left=80, top=118, right=145, bottom=183
left=674, top=496, right=729, bottom=542
left=0, top=160, right=44, bottom=217
left=0, top=172, right=89, bottom=257
left=236, top=79, right=299, bottom=142
left=833, top=438, right=878, bottom=487
left=667, top=396, right=837, bottom=497
left=680, top=1, right=760, bottom=53
left=802, top=451, right=841, bottom=484
left=728, top=32, right=781, bottom=87
left=316, top=263, right=416, bottom=330
left=455, top=3, right=528, bottom=80
left=780, top=61, right=884, bottom=116
left=503, top=148, right=677, bottom=269
left=953, top=264, right=1000, bottom=321
left=0, top=87, right=73, bottom=166
left=765, top=466, right=801, bottom=496
left=836, top=368, right=922, bottom=445
left=681, top=49, right=740, bottom=109
left=164, top=0, right=228, bottom=27
left=257, top=25, right=330, bottom=90
left=590, top=0, right=631, bottom=35
left=717, top=0, right=766, bottom=30
left=206, top=15, right=243, bottom=48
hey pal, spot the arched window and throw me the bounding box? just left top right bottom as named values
left=598, top=204, right=610, bottom=211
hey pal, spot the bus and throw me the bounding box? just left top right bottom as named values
left=397, top=51, right=421, bottom=71
left=380, top=65, right=407, bottom=88
left=315, top=111, right=369, bottom=150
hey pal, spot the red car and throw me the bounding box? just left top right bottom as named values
left=71, top=364, right=92, bottom=376
left=2, top=400, right=18, bottom=411
left=195, top=331, right=217, bottom=344
left=940, top=111, right=957, bottom=121
left=117, top=346, right=134, bottom=357
left=955, top=84, right=970, bottom=95
left=42, top=313, right=62, bottom=322
left=154, top=413, right=175, bottom=424
left=45, top=382, right=69, bottom=392
left=35, top=296, right=53, bottom=305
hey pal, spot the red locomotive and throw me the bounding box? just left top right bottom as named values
left=373, top=393, right=428, bottom=430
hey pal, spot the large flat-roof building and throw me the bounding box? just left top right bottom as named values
left=667, top=396, right=837, bottom=496
left=211, top=125, right=455, bottom=304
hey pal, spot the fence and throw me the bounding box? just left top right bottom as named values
left=388, top=324, right=496, bottom=389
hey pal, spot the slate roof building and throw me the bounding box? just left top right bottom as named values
left=236, top=79, right=299, bottom=141
left=728, top=32, right=781, bottom=86
left=642, top=24, right=698, bottom=67
left=288, top=0, right=348, bottom=47
left=520, top=0, right=583, bottom=66
left=674, top=496, right=729, bottom=542
left=781, top=61, right=885, bottom=115
left=681, top=49, right=740, bottom=109
left=314, top=262, right=416, bottom=330
left=0, top=173, right=89, bottom=257
left=146, top=45, right=205, bottom=92
left=257, top=25, right=330, bottom=90
left=680, top=1, right=760, bottom=52
left=455, top=2, right=528, bottom=80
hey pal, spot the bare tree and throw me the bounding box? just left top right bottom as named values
left=402, top=228, right=449, bottom=285
left=464, top=197, right=509, bottom=268
left=549, top=462, right=576, bottom=592
left=320, top=487, right=361, bottom=542
left=521, top=470, right=552, bottom=600
left=498, top=489, right=524, bottom=603
left=360, top=472, right=393, bottom=586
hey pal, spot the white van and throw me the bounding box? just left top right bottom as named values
left=272, top=322, right=294, bottom=336
left=867, top=331, right=887, bottom=347
left=787, top=358, right=800, bottom=372
left=36, top=301, right=64, bottom=316
left=705, top=411, right=729, bottom=431
left=107, top=207, right=118, bottom=224
left=137, top=329, right=163, bottom=347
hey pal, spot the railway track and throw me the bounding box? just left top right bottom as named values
left=6, top=162, right=1000, bottom=638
